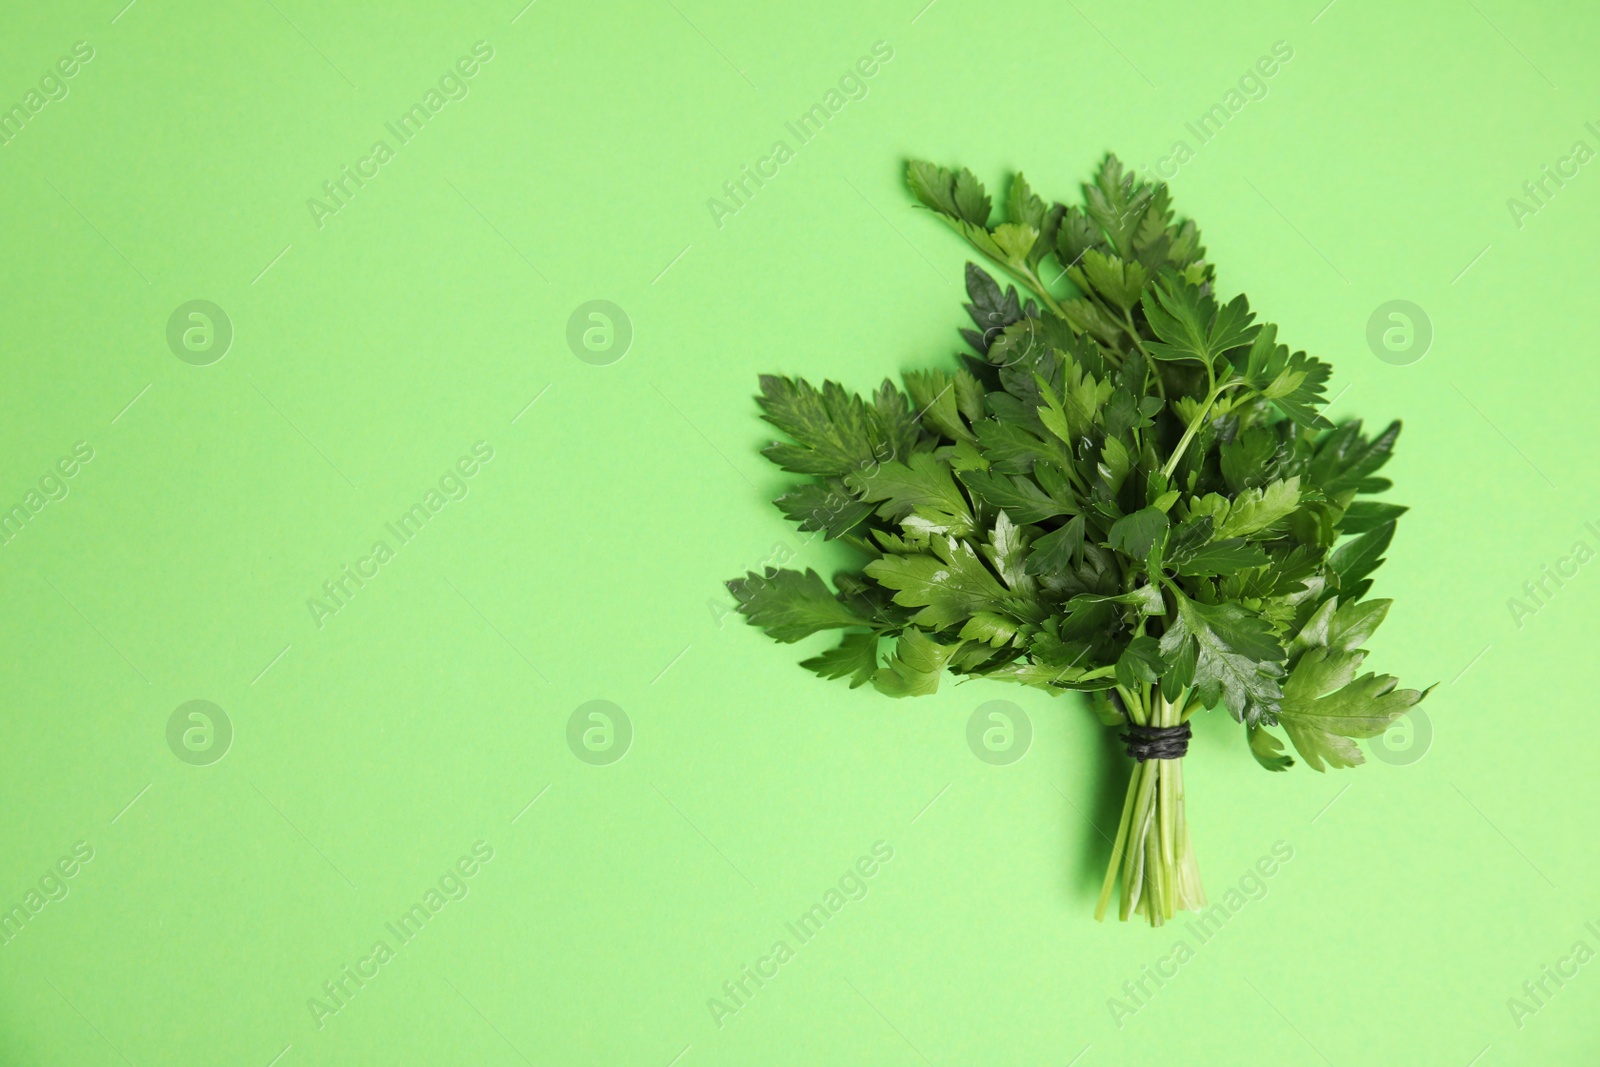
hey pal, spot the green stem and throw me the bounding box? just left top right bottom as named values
left=1158, top=375, right=1254, bottom=476
left=1097, top=687, right=1207, bottom=926
left=1159, top=388, right=1217, bottom=480
left=1114, top=685, right=1147, bottom=727
left=1147, top=359, right=1168, bottom=405
left=1121, top=761, right=1159, bottom=921
left=1158, top=697, right=1176, bottom=868
left=1025, top=269, right=1069, bottom=319
left=985, top=254, right=1067, bottom=319
left=1117, top=308, right=1157, bottom=365
left=1159, top=378, right=1254, bottom=480
left=1094, top=757, right=1140, bottom=922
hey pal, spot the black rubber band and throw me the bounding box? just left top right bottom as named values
left=1120, top=722, right=1191, bottom=762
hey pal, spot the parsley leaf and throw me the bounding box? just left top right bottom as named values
left=1276, top=649, right=1425, bottom=770
left=757, top=375, right=912, bottom=476
left=960, top=262, right=1030, bottom=356
left=1141, top=272, right=1259, bottom=366
left=773, top=478, right=874, bottom=539
left=1215, top=477, right=1301, bottom=539
left=800, top=631, right=880, bottom=688
left=873, top=627, right=962, bottom=697
left=1159, top=589, right=1284, bottom=724
left=1329, top=520, right=1395, bottom=597
left=1247, top=723, right=1294, bottom=772
left=864, top=535, right=1018, bottom=630
left=1235, top=324, right=1332, bottom=429
left=727, top=568, right=872, bottom=642
left=1108, top=506, right=1169, bottom=560
left=847, top=451, right=976, bottom=536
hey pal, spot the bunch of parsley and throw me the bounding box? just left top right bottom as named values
left=727, top=156, right=1428, bottom=925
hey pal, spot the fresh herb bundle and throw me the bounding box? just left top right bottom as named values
left=727, top=155, right=1428, bottom=925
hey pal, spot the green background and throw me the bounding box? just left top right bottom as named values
left=1, top=0, right=1597, bottom=1063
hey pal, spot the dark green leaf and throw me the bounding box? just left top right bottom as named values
left=1329, top=521, right=1395, bottom=592
left=905, top=368, right=979, bottom=444
left=958, top=469, right=1074, bottom=524
left=863, top=536, right=1013, bottom=630
left=726, top=568, right=871, bottom=643
left=1172, top=539, right=1269, bottom=577
left=774, top=479, right=873, bottom=539
left=800, top=631, right=879, bottom=687
left=1141, top=273, right=1258, bottom=366
left=960, top=263, right=1028, bottom=356
left=1339, top=500, right=1408, bottom=534
left=1247, top=723, right=1294, bottom=771
left=1310, top=420, right=1401, bottom=496
left=1056, top=204, right=1104, bottom=268
left=757, top=375, right=904, bottom=476
left=873, top=628, right=961, bottom=697
left=847, top=451, right=976, bottom=536
left=1235, top=324, right=1332, bottom=429
left=1276, top=647, right=1427, bottom=771
left=974, top=419, right=1071, bottom=474
left=907, top=160, right=961, bottom=218
left=1108, top=506, right=1168, bottom=560
left=1083, top=154, right=1154, bottom=256
left=1163, top=515, right=1214, bottom=564
left=1159, top=590, right=1284, bottom=724
left=1025, top=515, right=1085, bottom=577
left=952, top=168, right=992, bottom=227
left=1115, top=635, right=1164, bottom=688
left=1220, top=425, right=1279, bottom=492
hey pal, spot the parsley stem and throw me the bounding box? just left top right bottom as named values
left=1160, top=384, right=1221, bottom=480
left=1116, top=308, right=1156, bottom=365
left=1095, top=748, right=1141, bottom=921
left=1122, top=760, right=1160, bottom=920
left=1116, top=302, right=1165, bottom=410
left=1158, top=377, right=1253, bottom=480
left=1096, top=684, right=1205, bottom=926
left=1115, top=685, right=1146, bottom=726
left=1158, top=697, right=1177, bottom=867
left=1017, top=265, right=1068, bottom=319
